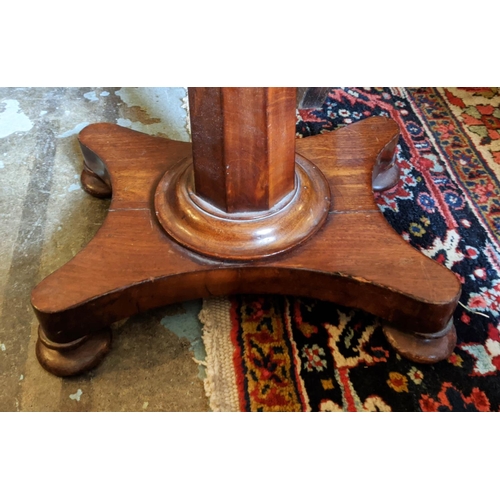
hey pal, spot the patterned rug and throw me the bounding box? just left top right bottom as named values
left=199, top=87, right=500, bottom=412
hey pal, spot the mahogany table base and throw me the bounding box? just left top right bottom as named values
left=31, top=117, right=461, bottom=377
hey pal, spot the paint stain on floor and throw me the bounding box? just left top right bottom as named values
left=160, top=300, right=206, bottom=378
left=0, top=87, right=207, bottom=412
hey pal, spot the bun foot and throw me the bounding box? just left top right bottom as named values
left=372, top=131, right=400, bottom=192
left=372, top=162, right=400, bottom=192
left=382, top=319, right=457, bottom=364
left=81, top=164, right=111, bottom=199
left=36, top=326, right=112, bottom=377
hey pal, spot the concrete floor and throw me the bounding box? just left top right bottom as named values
left=0, top=87, right=209, bottom=411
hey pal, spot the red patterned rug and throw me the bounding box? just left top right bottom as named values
left=200, top=88, right=500, bottom=412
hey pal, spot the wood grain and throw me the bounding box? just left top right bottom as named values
left=189, top=87, right=296, bottom=212
left=31, top=117, right=461, bottom=376
left=154, top=153, right=330, bottom=260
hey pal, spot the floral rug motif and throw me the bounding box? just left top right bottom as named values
left=206, top=88, right=500, bottom=412
left=441, top=87, right=500, bottom=168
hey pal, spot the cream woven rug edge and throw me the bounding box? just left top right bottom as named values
left=199, top=297, right=240, bottom=412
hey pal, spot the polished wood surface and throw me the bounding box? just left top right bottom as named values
left=36, top=326, right=111, bottom=377
left=295, top=86, right=400, bottom=192
left=154, top=153, right=330, bottom=260
left=384, top=320, right=457, bottom=364
left=81, top=165, right=111, bottom=198
left=31, top=115, right=461, bottom=376
left=189, top=87, right=296, bottom=212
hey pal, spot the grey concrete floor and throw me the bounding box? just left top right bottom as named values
left=0, top=87, right=209, bottom=411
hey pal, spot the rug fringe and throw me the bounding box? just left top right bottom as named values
left=199, top=297, right=240, bottom=412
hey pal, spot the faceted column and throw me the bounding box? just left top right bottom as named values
left=188, top=87, right=297, bottom=213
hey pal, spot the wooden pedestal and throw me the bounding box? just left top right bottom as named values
left=31, top=88, right=461, bottom=377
